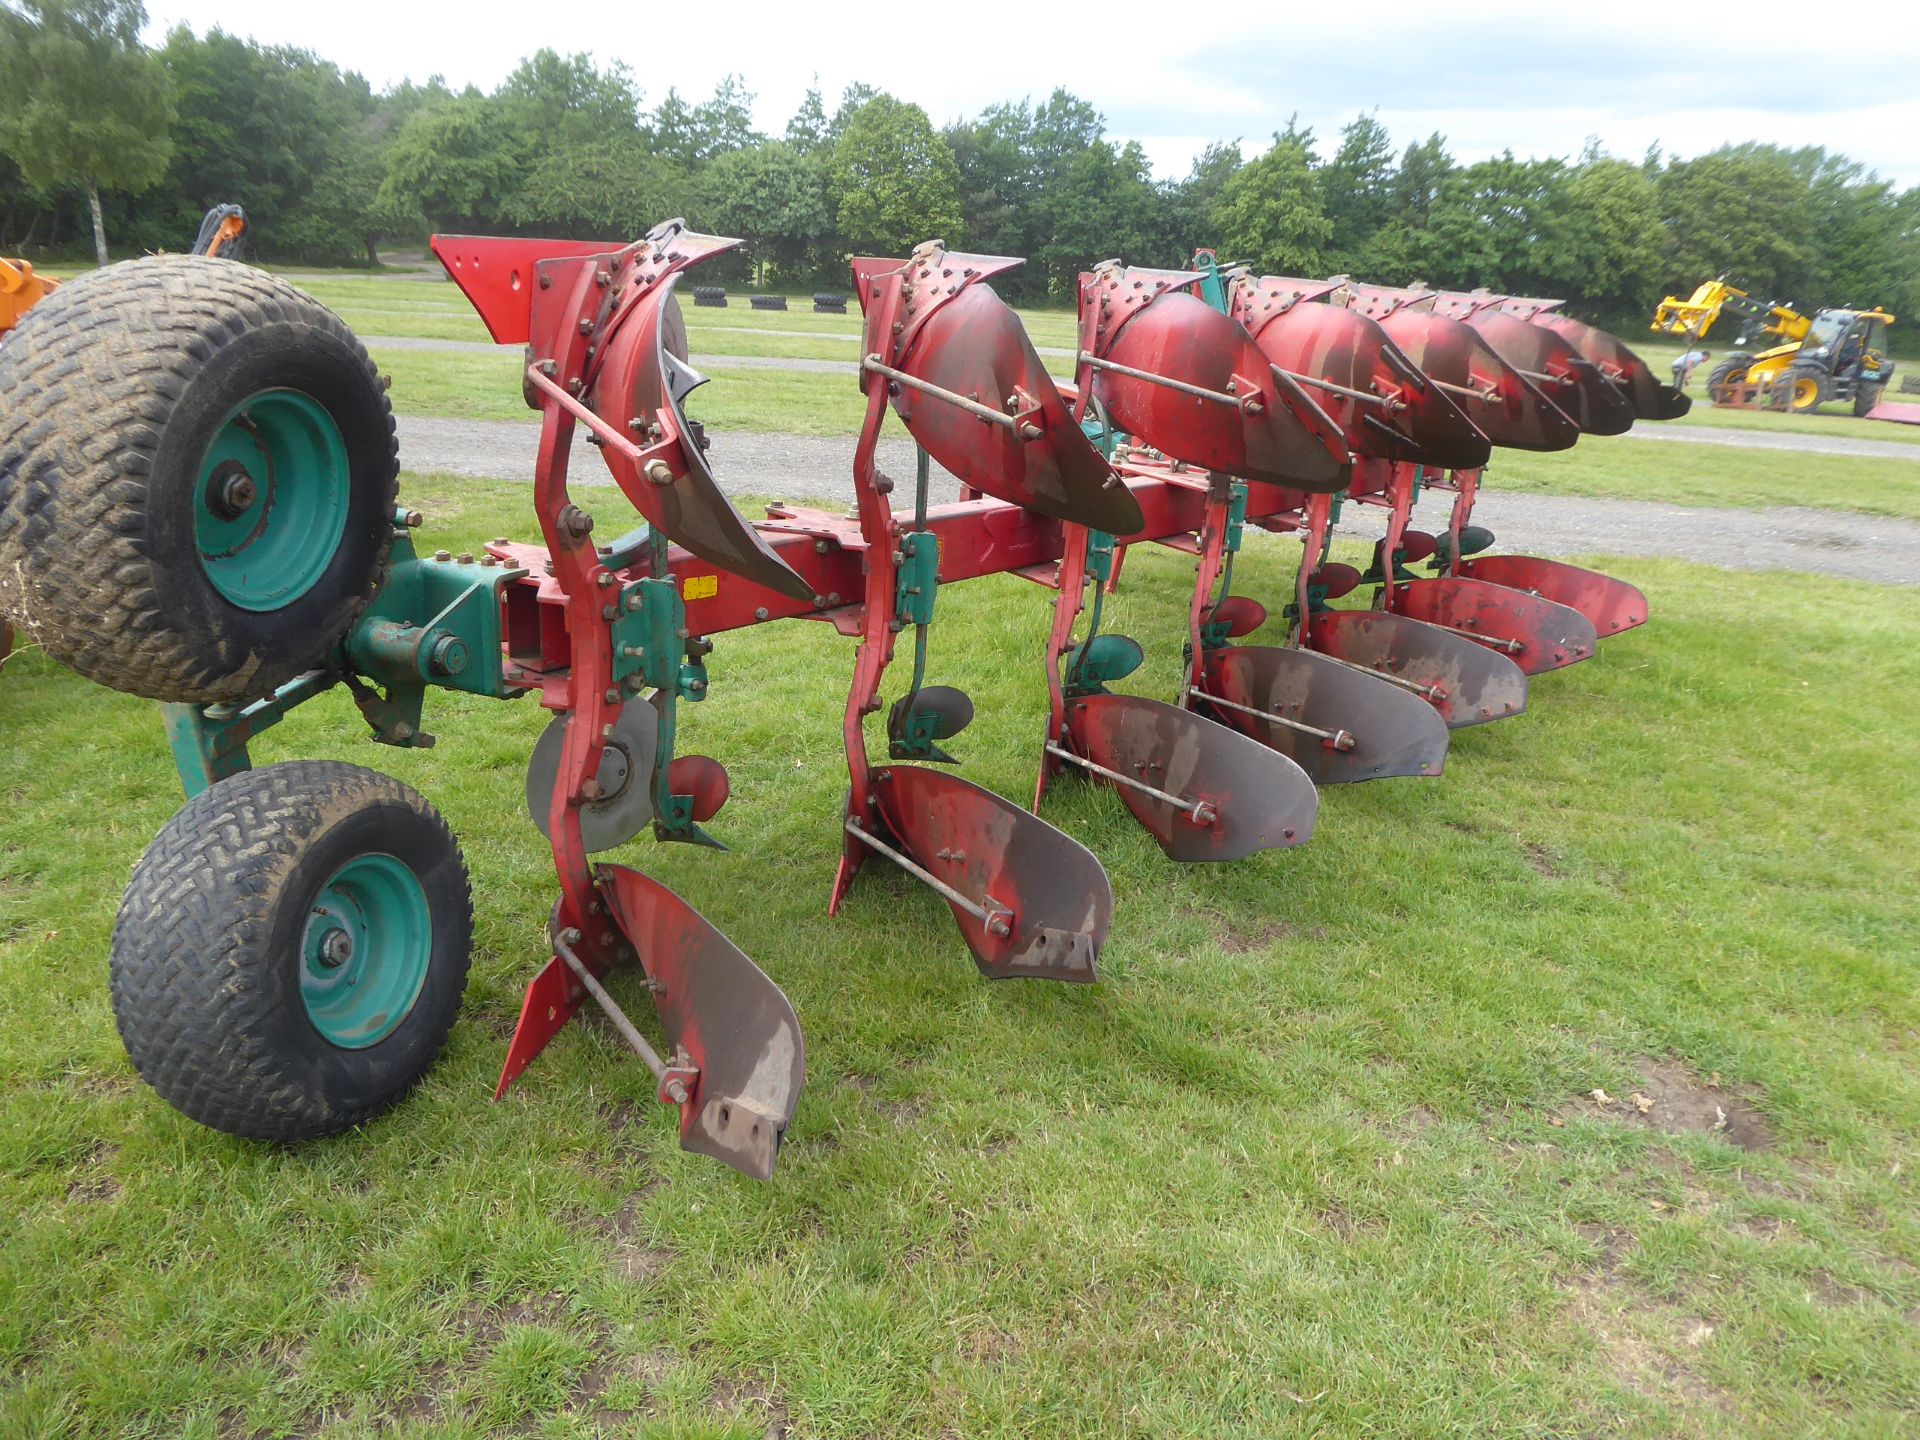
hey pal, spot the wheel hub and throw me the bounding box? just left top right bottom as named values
left=195, top=390, right=351, bottom=612
left=299, top=852, right=432, bottom=1048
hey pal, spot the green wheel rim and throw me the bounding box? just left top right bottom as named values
left=195, top=390, right=350, bottom=610
left=300, top=853, right=432, bottom=1049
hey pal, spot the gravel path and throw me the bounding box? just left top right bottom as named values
left=1616, top=423, right=1919, bottom=463
left=395, top=417, right=1920, bottom=585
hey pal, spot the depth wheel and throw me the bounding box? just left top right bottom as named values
left=111, top=761, right=473, bottom=1140
left=0, top=255, right=397, bottom=703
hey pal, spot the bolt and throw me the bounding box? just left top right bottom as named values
left=427, top=634, right=468, bottom=677
left=604, top=688, right=620, bottom=704
left=578, top=317, right=594, bottom=335
left=456, top=552, right=473, bottom=564
left=404, top=510, right=425, bottom=528
left=664, top=1078, right=689, bottom=1106
left=433, top=549, right=451, bottom=562
left=645, top=460, right=673, bottom=485
left=754, top=606, right=769, bottom=621
left=320, top=928, right=353, bottom=967
left=581, top=778, right=604, bottom=800
left=393, top=722, right=414, bottom=741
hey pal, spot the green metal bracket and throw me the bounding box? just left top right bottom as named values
left=162, top=670, right=339, bottom=797
left=161, top=513, right=526, bottom=797
left=612, top=574, right=707, bottom=703
left=615, top=530, right=719, bottom=848
left=1192, top=251, right=1230, bottom=314
left=347, top=526, right=523, bottom=701
left=895, top=530, right=938, bottom=627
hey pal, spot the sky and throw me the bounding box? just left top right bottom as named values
left=140, top=0, right=1920, bottom=188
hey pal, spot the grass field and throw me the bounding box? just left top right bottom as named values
left=3, top=474, right=1917, bottom=1438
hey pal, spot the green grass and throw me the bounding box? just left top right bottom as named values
left=2, top=475, right=1918, bottom=1437
left=1486, top=434, right=1920, bottom=520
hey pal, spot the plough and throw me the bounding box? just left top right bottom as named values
left=0, top=220, right=1683, bottom=1181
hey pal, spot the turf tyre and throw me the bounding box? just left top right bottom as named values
left=1704, top=353, right=1753, bottom=405
left=1774, top=361, right=1825, bottom=412
left=0, top=255, right=398, bottom=703
left=111, top=760, right=473, bottom=1141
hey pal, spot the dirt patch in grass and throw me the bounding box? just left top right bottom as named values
left=1562, top=1271, right=1731, bottom=1415
left=1217, top=918, right=1326, bottom=954
left=710, top=1374, right=790, bottom=1437
left=1521, top=841, right=1562, bottom=877
left=1564, top=1057, right=1772, bottom=1151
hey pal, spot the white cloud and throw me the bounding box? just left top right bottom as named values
left=141, top=0, right=1920, bottom=185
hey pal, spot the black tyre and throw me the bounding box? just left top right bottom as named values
left=1854, top=382, right=1884, bottom=417
left=111, top=761, right=473, bottom=1141
left=1704, top=353, right=1754, bottom=405
left=749, top=294, right=788, bottom=311
left=0, top=255, right=398, bottom=703
left=1775, top=361, right=1826, bottom=413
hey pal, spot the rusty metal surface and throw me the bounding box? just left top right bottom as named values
left=1458, top=309, right=1637, bottom=436
left=1236, top=288, right=1492, bottom=470
left=599, top=862, right=804, bottom=1182
left=1082, top=274, right=1349, bottom=489
left=1197, top=644, right=1449, bottom=784
left=1511, top=307, right=1691, bottom=421
left=1063, top=692, right=1317, bottom=861
left=1454, top=554, right=1649, bottom=637
left=886, top=280, right=1142, bottom=534
left=1371, top=308, right=1580, bottom=452
left=868, top=764, right=1110, bottom=981
left=1389, top=576, right=1598, bottom=675
left=1305, top=609, right=1529, bottom=729
left=592, top=281, right=815, bottom=602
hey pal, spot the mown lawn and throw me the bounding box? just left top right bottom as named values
left=2, top=475, right=1916, bottom=1438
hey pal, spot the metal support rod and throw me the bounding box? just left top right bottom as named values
left=1077, top=351, right=1247, bottom=409
left=1309, top=649, right=1446, bottom=701
left=1417, top=621, right=1525, bottom=653
left=525, top=364, right=646, bottom=461
left=1286, top=371, right=1405, bottom=411
left=844, top=819, right=1013, bottom=935
left=1189, top=688, right=1356, bottom=750
left=1044, top=742, right=1217, bottom=825
left=1518, top=368, right=1574, bottom=389
left=1432, top=378, right=1500, bottom=404
left=551, top=925, right=682, bottom=1097
left=862, top=355, right=1035, bottom=436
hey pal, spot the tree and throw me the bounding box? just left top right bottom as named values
left=1033, top=139, right=1163, bottom=297
left=1322, top=112, right=1395, bottom=267
left=696, top=142, right=826, bottom=284
left=827, top=95, right=962, bottom=255
left=502, top=140, right=690, bottom=240
left=1421, top=152, right=1579, bottom=294
left=1560, top=155, right=1665, bottom=321
left=1212, top=133, right=1330, bottom=277
left=497, top=50, right=643, bottom=146
left=0, top=0, right=175, bottom=265
left=378, top=96, right=520, bottom=233
left=1657, top=147, right=1818, bottom=306
left=784, top=81, right=828, bottom=155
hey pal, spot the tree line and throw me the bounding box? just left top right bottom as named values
left=3, top=0, right=1917, bottom=333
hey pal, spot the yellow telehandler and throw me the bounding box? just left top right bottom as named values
left=1652, top=277, right=1896, bottom=415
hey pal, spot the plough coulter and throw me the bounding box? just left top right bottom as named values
left=0, top=222, right=1683, bottom=1180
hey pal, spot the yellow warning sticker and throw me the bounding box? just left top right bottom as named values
left=682, top=574, right=718, bottom=601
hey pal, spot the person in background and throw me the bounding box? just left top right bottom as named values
left=1671, top=347, right=1712, bottom=390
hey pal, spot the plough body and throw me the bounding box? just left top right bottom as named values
left=2, top=218, right=1685, bottom=1181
